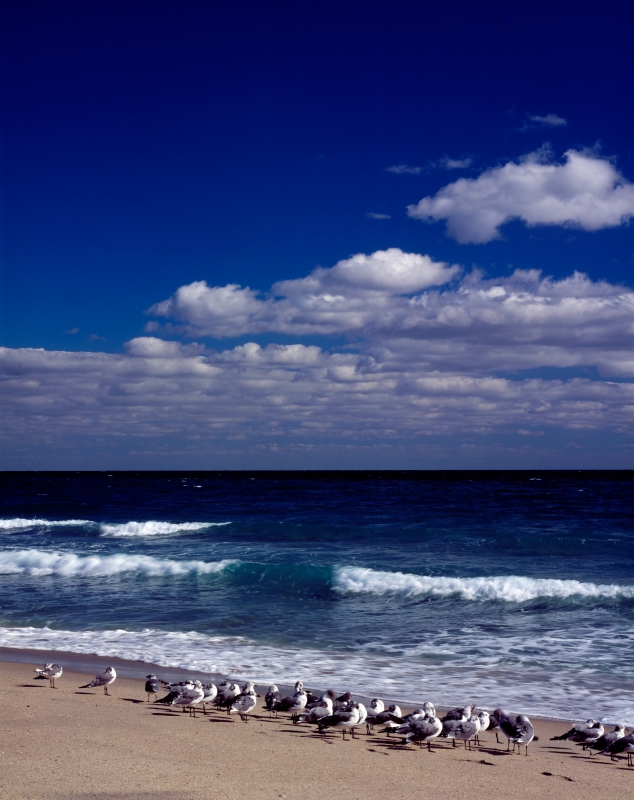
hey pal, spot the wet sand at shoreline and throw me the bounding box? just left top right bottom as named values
left=1, top=658, right=631, bottom=800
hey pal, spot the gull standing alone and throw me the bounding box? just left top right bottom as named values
left=34, top=663, right=63, bottom=688
left=144, top=674, right=160, bottom=702
left=80, top=667, right=117, bottom=695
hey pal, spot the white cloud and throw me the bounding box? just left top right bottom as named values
left=3, top=248, right=634, bottom=466
left=148, top=249, right=462, bottom=338
left=2, top=340, right=632, bottom=467
left=366, top=212, right=391, bottom=219
left=527, top=113, right=567, bottom=127
left=407, top=148, right=634, bottom=243
left=439, top=156, right=473, bottom=169
left=148, top=250, right=634, bottom=378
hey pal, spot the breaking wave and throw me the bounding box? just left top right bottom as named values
left=0, top=549, right=235, bottom=577
left=333, top=566, right=634, bottom=602
left=99, top=521, right=231, bottom=537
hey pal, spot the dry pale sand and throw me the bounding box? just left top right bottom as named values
left=1, top=659, right=631, bottom=800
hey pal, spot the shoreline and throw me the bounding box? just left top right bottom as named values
left=0, top=644, right=601, bottom=725
left=2, top=657, right=632, bottom=800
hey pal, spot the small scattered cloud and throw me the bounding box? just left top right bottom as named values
left=64, top=327, right=80, bottom=335
left=439, top=156, right=473, bottom=170
left=407, top=148, right=634, bottom=243
left=89, top=334, right=107, bottom=342
left=387, top=157, right=473, bottom=175
left=386, top=164, right=423, bottom=175
left=527, top=113, right=567, bottom=128
left=366, top=212, right=391, bottom=219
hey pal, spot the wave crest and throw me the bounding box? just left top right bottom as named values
left=0, top=549, right=235, bottom=577
left=99, top=521, right=231, bottom=537
left=334, top=566, right=634, bottom=602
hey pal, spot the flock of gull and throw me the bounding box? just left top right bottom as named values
left=34, top=662, right=633, bottom=765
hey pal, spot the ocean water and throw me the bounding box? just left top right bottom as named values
left=1, top=470, right=633, bottom=724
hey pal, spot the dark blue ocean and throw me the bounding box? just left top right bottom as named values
left=1, top=471, right=633, bottom=723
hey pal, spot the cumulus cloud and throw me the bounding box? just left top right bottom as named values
left=148, top=249, right=462, bottom=338
left=147, top=249, right=634, bottom=377
left=407, top=148, right=634, bottom=243
left=3, top=247, right=633, bottom=466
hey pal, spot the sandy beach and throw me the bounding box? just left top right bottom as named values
left=1, top=656, right=631, bottom=800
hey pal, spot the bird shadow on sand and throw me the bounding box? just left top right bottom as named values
left=17, top=683, right=47, bottom=688
left=120, top=698, right=146, bottom=704
left=75, top=691, right=98, bottom=695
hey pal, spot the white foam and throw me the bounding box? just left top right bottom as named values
left=334, top=566, right=634, bottom=602
left=99, top=521, right=231, bottom=537
left=0, top=518, right=93, bottom=530
left=0, top=549, right=235, bottom=577
left=1, top=625, right=632, bottom=725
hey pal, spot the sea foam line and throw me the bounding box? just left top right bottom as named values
left=0, top=625, right=632, bottom=725
left=0, top=518, right=93, bottom=530
left=333, top=566, right=634, bottom=602
left=0, top=549, right=235, bottom=577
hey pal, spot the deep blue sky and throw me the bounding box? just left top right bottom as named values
left=2, top=0, right=633, bottom=353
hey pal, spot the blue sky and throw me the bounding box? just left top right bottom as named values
left=1, top=0, right=633, bottom=468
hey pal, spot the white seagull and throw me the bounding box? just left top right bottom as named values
left=201, top=683, right=218, bottom=713
left=230, top=682, right=257, bottom=722
left=172, top=680, right=205, bottom=716
left=441, top=714, right=481, bottom=750
left=80, top=667, right=116, bottom=695
left=404, top=715, right=443, bottom=750
left=550, top=718, right=604, bottom=744
left=500, top=714, right=535, bottom=756
left=317, top=702, right=361, bottom=740
left=34, top=663, right=63, bottom=688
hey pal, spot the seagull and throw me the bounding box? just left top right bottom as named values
left=34, top=663, right=63, bottom=688
left=353, top=702, right=367, bottom=737
left=306, top=689, right=336, bottom=710
left=297, top=698, right=334, bottom=724
left=230, top=682, right=257, bottom=722
left=370, top=705, right=403, bottom=736
left=500, top=714, right=535, bottom=755
left=441, top=703, right=474, bottom=722
left=585, top=724, right=625, bottom=755
left=550, top=719, right=604, bottom=744
left=144, top=674, right=160, bottom=702
left=156, top=680, right=194, bottom=705
left=264, top=685, right=282, bottom=714
left=172, top=680, right=205, bottom=716
left=333, top=691, right=353, bottom=712
left=217, top=681, right=241, bottom=710
left=79, top=667, right=116, bottom=695
left=404, top=715, right=443, bottom=750
left=201, top=683, right=218, bottom=713
left=487, top=708, right=505, bottom=743
left=441, top=714, right=481, bottom=750
left=317, top=702, right=361, bottom=740
left=475, top=710, right=490, bottom=744
left=273, top=686, right=307, bottom=721
left=604, top=732, right=634, bottom=766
